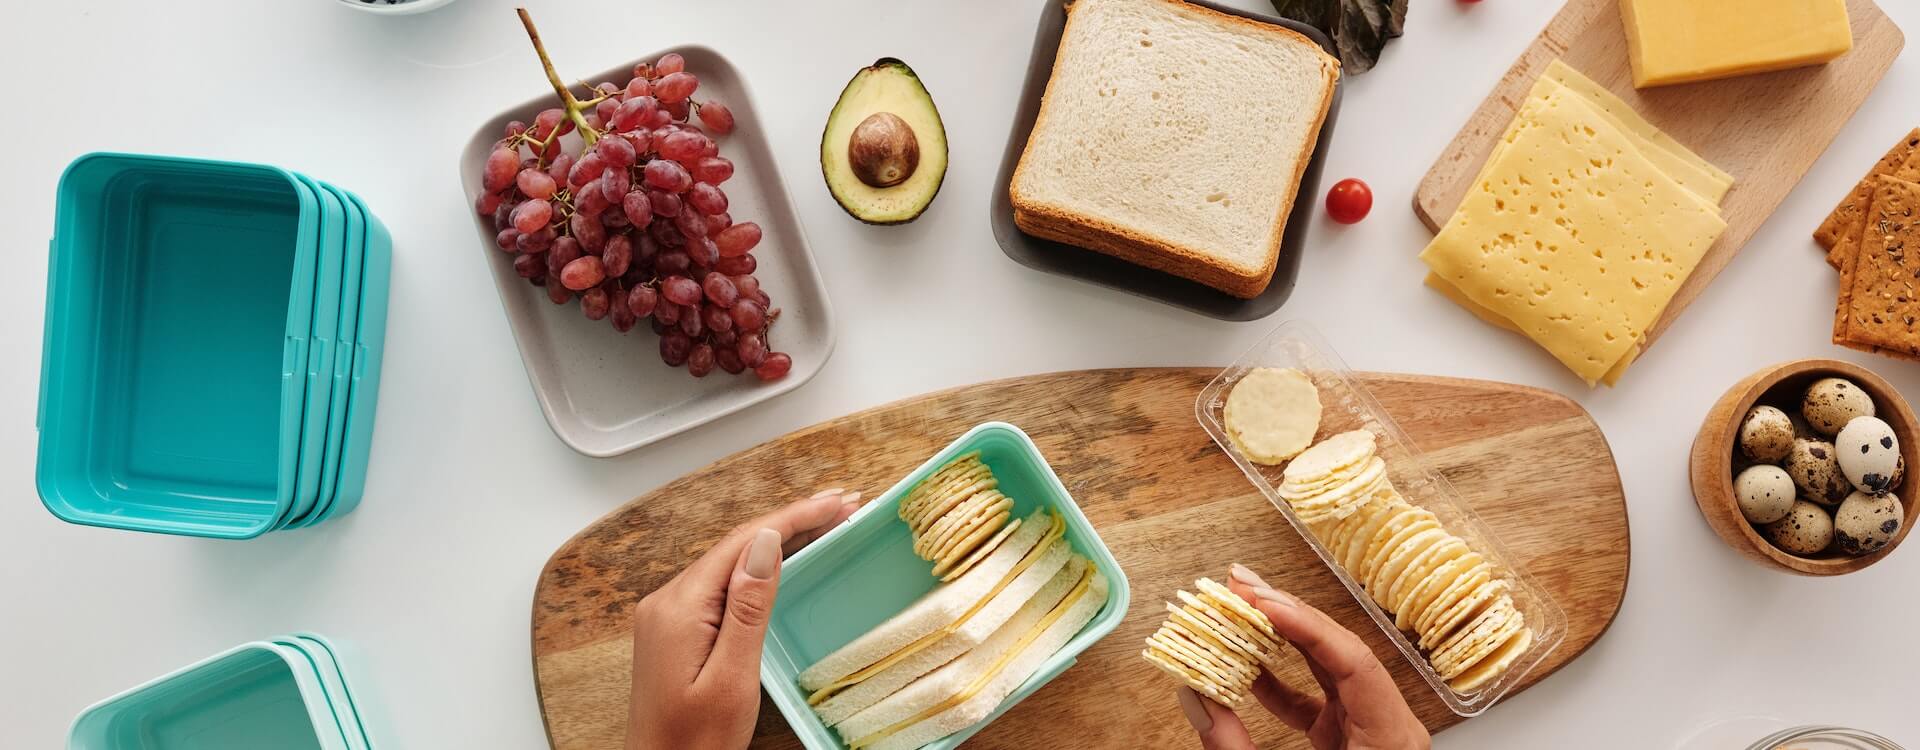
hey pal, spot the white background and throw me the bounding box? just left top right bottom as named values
left=4, top=0, right=1916, bottom=747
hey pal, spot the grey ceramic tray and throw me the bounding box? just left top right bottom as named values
left=989, top=0, right=1342, bottom=321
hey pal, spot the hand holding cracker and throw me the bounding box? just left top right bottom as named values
left=1175, top=564, right=1431, bottom=750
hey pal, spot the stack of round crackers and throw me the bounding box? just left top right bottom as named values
left=1140, top=579, right=1284, bottom=706
left=1310, top=491, right=1534, bottom=693
left=899, top=452, right=1021, bottom=581
left=1280, top=430, right=1391, bottom=525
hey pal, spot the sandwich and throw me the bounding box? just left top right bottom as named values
left=1009, top=0, right=1340, bottom=299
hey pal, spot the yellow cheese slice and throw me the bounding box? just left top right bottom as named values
left=846, top=564, right=1097, bottom=749
left=1542, top=60, right=1733, bottom=204
left=1621, top=0, right=1853, bottom=89
left=1419, top=86, right=1727, bottom=385
left=1425, top=272, right=1642, bottom=387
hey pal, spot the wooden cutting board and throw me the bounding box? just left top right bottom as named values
left=532, top=369, right=1629, bottom=749
left=1414, top=0, right=1903, bottom=350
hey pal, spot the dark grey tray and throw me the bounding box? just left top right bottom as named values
left=989, top=0, right=1343, bottom=321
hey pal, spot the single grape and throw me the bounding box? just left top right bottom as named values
left=676, top=209, right=710, bottom=239
left=612, top=96, right=658, bottom=132
left=664, top=99, right=691, bottom=121
left=679, top=306, right=704, bottom=337
left=570, top=213, right=607, bottom=253
left=484, top=147, right=519, bottom=191
left=649, top=190, right=683, bottom=218
left=653, top=219, right=687, bottom=249
left=569, top=153, right=608, bottom=188
left=521, top=156, right=540, bottom=171
left=624, top=129, right=654, bottom=157
left=714, top=346, right=745, bottom=374
left=655, top=53, right=686, bottom=75
left=528, top=273, right=547, bottom=287
left=632, top=61, right=655, bottom=80
left=692, top=156, right=734, bottom=184
left=575, top=186, right=611, bottom=219
left=517, top=168, right=557, bottom=200
left=602, top=208, right=629, bottom=230
left=732, top=274, right=763, bottom=302
left=546, top=153, right=574, bottom=184
left=583, top=112, right=606, bottom=132
left=546, top=236, right=582, bottom=276
left=595, top=134, right=637, bottom=167
left=650, top=317, right=669, bottom=335
left=533, top=108, right=572, bottom=139
left=636, top=233, right=661, bottom=262
left=493, top=200, right=515, bottom=232
left=660, top=332, right=692, bottom=367
left=702, top=303, right=733, bottom=333
left=688, top=237, right=720, bottom=268
left=736, top=333, right=767, bottom=368
left=714, top=222, right=761, bottom=257
left=595, top=97, right=620, bottom=127
left=595, top=81, right=620, bottom=97
left=625, top=77, right=652, bottom=99
left=477, top=191, right=504, bottom=217
left=623, top=191, right=655, bottom=229
left=560, top=256, right=607, bottom=291
left=537, top=136, right=563, bottom=161
left=688, top=182, right=728, bottom=215
left=512, top=199, right=553, bottom=234
left=704, top=211, right=733, bottom=235
left=755, top=353, right=792, bottom=381
left=547, top=281, right=573, bottom=305
left=643, top=160, right=694, bottom=192
left=603, top=234, right=633, bottom=277
left=655, top=300, right=683, bottom=325
left=495, top=228, right=521, bottom=252
left=645, top=106, right=674, bottom=130
left=697, top=101, right=735, bottom=135
left=662, top=275, right=702, bottom=306
left=698, top=136, right=718, bottom=158
left=518, top=227, right=555, bottom=254
left=580, top=287, right=610, bottom=320
left=628, top=284, right=658, bottom=318
left=710, top=326, right=737, bottom=347
left=513, top=253, right=543, bottom=279
left=703, top=272, right=739, bottom=308
left=599, top=168, right=631, bottom=204
left=656, top=251, right=691, bottom=275
left=731, top=299, right=768, bottom=332
left=610, top=289, right=637, bottom=331
left=715, top=254, right=756, bottom=275
left=504, top=120, right=528, bottom=139
left=687, top=343, right=715, bottom=377
left=659, top=130, right=709, bottom=162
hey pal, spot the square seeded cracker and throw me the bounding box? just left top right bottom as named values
left=1818, top=128, right=1920, bottom=256
left=1836, top=176, right=1920, bottom=357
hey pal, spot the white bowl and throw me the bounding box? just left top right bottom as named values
left=336, top=0, right=459, bottom=16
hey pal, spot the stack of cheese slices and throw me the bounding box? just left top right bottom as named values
left=799, top=455, right=1108, bottom=750
left=1421, top=59, right=1733, bottom=387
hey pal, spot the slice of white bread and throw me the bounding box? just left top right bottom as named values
left=797, top=509, right=1055, bottom=691
left=814, top=543, right=1079, bottom=726
left=836, top=564, right=1111, bottom=750
left=1010, top=0, right=1339, bottom=299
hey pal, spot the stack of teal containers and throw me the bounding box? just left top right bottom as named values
left=36, top=153, right=391, bottom=539
left=68, top=633, right=377, bottom=749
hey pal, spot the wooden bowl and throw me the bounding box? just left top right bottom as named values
left=1690, top=359, right=1919, bottom=576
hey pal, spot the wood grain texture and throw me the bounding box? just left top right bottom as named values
left=1413, top=0, right=1903, bottom=350
left=532, top=369, right=1629, bottom=749
left=1689, top=359, right=1919, bottom=575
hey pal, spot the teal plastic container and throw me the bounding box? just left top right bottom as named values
left=310, top=188, right=390, bottom=525
left=68, top=642, right=342, bottom=750
left=37, top=153, right=320, bottom=538
left=762, top=422, right=1130, bottom=750
left=275, top=637, right=370, bottom=750
left=285, top=175, right=346, bottom=528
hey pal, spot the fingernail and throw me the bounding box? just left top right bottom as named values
left=1175, top=685, right=1212, bottom=731
left=1229, top=563, right=1268, bottom=588
left=1252, top=586, right=1301, bottom=607
left=839, top=491, right=864, bottom=506
left=745, top=528, right=781, bottom=579
left=810, top=488, right=845, bottom=500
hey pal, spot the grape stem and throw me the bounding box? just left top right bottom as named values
left=517, top=8, right=601, bottom=146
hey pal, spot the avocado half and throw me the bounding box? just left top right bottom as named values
left=821, top=58, right=948, bottom=225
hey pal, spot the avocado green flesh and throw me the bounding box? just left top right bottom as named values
left=821, top=61, right=948, bottom=225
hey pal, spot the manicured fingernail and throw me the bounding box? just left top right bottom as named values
left=745, top=528, right=781, bottom=579
left=810, top=488, right=845, bottom=500
left=1252, top=586, right=1301, bottom=607
left=839, top=491, right=863, bottom=506
left=1229, top=563, right=1267, bottom=588
left=1176, top=685, right=1212, bottom=731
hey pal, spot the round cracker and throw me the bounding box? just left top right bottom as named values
left=927, top=490, right=1011, bottom=562
left=1356, top=507, right=1438, bottom=586
left=906, top=472, right=995, bottom=535
left=1386, top=537, right=1470, bottom=616
left=1179, top=591, right=1282, bottom=662
left=1282, top=430, right=1378, bottom=486
left=1282, top=456, right=1386, bottom=503
left=1446, top=627, right=1534, bottom=693
left=939, top=517, right=1022, bottom=582
left=1324, top=493, right=1398, bottom=562
left=1223, top=367, right=1323, bottom=465
left=1142, top=648, right=1244, bottom=706
left=902, top=460, right=991, bottom=525
left=1149, top=627, right=1256, bottom=685
left=931, top=508, right=1010, bottom=576
left=1161, top=618, right=1258, bottom=680
left=1167, top=603, right=1265, bottom=668
left=1368, top=525, right=1447, bottom=596
left=1341, top=493, right=1412, bottom=573
left=1434, top=598, right=1522, bottom=677
left=1420, top=578, right=1509, bottom=650
left=900, top=454, right=986, bottom=520
left=1400, top=552, right=1484, bottom=631
left=1413, top=561, right=1494, bottom=638
left=913, top=488, right=998, bottom=557
left=1196, top=579, right=1278, bottom=641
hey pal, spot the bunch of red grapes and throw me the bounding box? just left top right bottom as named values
left=476, top=48, right=790, bottom=381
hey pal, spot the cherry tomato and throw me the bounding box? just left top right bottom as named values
left=1325, top=178, right=1373, bottom=224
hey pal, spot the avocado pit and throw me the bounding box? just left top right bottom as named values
left=848, top=112, right=920, bottom=188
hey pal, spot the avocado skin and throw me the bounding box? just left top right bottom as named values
left=821, top=58, right=948, bottom=225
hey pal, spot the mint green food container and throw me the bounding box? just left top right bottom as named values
left=761, top=422, right=1130, bottom=750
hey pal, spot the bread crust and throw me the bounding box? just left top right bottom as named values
left=1008, top=0, right=1339, bottom=300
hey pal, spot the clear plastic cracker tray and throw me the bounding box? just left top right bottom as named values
left=1194, top=320, right=1566, bottom=716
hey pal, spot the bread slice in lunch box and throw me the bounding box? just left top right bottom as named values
left=1009, top=0, right=1339, bottom=299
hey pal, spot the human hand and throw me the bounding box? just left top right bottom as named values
left=626, top=488, right=864, bottom=750
left=1176, top=563, right=1431, bottom=750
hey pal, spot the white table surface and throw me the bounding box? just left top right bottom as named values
left=4, top=1, right=1917, bottom=747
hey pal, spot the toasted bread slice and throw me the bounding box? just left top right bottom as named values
left=1010, top=0, right=1338, bottom=299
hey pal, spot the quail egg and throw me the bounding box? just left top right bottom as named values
left=1733, top=465, right=1796, bottom=524
left=1835, top=416, right=1902, bottom=495
left=1784, top=437, right=1853, bottom=506
left=1762, top=499, right=1835, bottom=555
left=1802, top=377, right=1875, bottom=436
left=1833, top=491, right=1904, bottom=556
left=1738, top=405, right=1796, bottom=463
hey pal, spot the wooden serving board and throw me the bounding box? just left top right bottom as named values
left=1414, top=0, right=1903, bottom=350
left=532, top=369, right=1629, bottom=749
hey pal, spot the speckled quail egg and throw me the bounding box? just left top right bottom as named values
left=1739, top=405, right=1796, bottom=463
left=1784, top=437, right=1854, bottom=506
left=1802, top=377, right=1876, bottom=436
left=1733, top=465, right=1796, bottom=524
left=1762, top=499, right=1836, bottom=556
left=1835, top=416, right=1902, bottom=495
left=1833, top=491, right=1904, bottom=556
